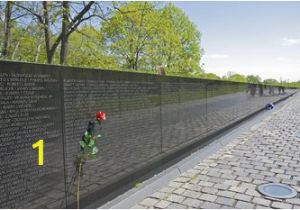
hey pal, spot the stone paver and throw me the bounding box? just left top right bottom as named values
left=215, top=197, right=236, bottom=206
left=235, top=201, right=255, bottom=209
left=286, top=198, right=300, bottom=205
left=217, top=190, right=236, bottom=198
left=252, top=197, right=271, bottom=207
left=271, top=202, right=293, bottom=209
left=133, top=93, right=300, bottom=209
left=200, top=202, right=221, bottom=209
left=166, top=194, right=186, bottom=204
left=199, top=194, right=218, bottom=202
left=154, top=200, right=171, bottom=209
left=167, top=203, right=187, bottom=209
left=182, top=190, right=201, bottom=199
left=182, top=198, right=203, bottom=208
left=234, top=193, right=252, bottom=202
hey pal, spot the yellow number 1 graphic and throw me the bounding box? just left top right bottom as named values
left=32, top=139, right=44, bottom=166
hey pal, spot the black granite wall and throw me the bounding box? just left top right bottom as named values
left=0, top=61, right=297, bottom=208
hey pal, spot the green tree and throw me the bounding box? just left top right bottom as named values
left=101, top=2, right=202, bottom=74
left=101, top=2, right=160, bottom=70
left=14, top=1, right=107, bottom=64
left=289, top=82, right=300, bottom=88
left=228, top=73, right=247, bottom=82
left=13, top=23, right=55, bottom=63
left=68, top=25, right=118, bottom=69
left=247, top=75, right=261, bottom=84
left=263, top=78, right=279, bottom=85
left=0, top=1, right=25, bottom=58
left=201, top=72, right=220, bottom=80
left=151, top=3, right=202, bottom=74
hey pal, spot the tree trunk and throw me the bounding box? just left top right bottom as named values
left=134, top=49, right=139, bottom=70
left=2, top=1, right=13, bottom=58
left=14, top=1, right=95, bottom=64
left=60, top=1, right=70, bottom=65
left=11, top=41, right=19, bottom=60
left=35, top=42, right=41, bottom=62
left=42, top=1, right=53, bottom=64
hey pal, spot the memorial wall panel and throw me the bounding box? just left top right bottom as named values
left=161, top=78, right=207, bottom=151
left=62, top=70, right=161, bottom=205
left=231, top=83, right=248, bottom=121
left=206, top=81, right=236, bottom=134
left=0, top=61, right=297, bottom=208
left=0, top=63, right=66, bottom=208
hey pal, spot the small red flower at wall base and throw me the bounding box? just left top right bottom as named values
left=96, top=111, right=106, bottom=121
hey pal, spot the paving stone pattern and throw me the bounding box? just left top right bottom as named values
left=134, top=93, right=300, bottom=209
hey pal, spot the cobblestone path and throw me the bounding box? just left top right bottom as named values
left=133, top=93, right=300, bottom=209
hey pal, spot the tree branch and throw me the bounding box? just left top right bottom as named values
left=67, top=14, right=105, bottom=37
left=49, top=1, right=95, bottom=56
left=12, top=2, right=43, bottom=23
left=11, top=13, right=28, bottom=21
left=69, top=1, right=94, bottom=29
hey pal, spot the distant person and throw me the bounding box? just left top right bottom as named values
left=269, top=86, right=274, bottom=95
left=249, top=84, right=256, bottom=96
left=259, top=84, right=263, bottom=96
left=279, top=86, right=285, bottom=94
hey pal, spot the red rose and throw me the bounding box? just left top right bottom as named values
left=96, top=111, right=106, bottom=121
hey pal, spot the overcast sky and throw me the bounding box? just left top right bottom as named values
left=173, top=1, right=300, bottom=82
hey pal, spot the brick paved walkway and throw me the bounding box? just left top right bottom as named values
left=133, top=93, right=300, bottom=209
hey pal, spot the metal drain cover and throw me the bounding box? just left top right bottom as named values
left=258, top=183, right=297, bottom=199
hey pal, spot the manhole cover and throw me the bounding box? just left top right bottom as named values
left=258, top=183, right=297, bottom=199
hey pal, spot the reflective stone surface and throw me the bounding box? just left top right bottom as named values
left=0, top=61, right=297, bottom=208
left=0, top=62, right=66, bottom=208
